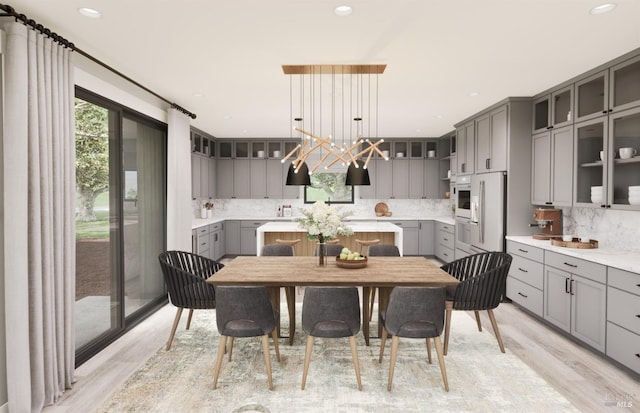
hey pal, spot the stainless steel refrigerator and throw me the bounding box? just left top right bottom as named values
left=470, top=172, right=507, bottom=253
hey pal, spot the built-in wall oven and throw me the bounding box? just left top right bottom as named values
left=454, top=175, right=472, bottom=253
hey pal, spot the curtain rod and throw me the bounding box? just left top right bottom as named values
left=0, top=3, right=197, bottom=119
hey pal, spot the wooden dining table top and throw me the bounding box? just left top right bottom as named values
left=207, top=256, right=459, bottom=287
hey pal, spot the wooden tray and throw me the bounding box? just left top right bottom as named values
left=550, top=238, right=598, bottom=249
left=375, top=202, right=391, bottom=217
left=336, top=256, right=368, bottom=269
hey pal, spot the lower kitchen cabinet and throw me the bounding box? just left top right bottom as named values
left=240, top=220, right=268, bottom=255
left=418, top=221, right=434, bottom=255
left=506, top=241, right=544, bottom=316
left=392, top=221, right=419, bottom=255
left=435, top=221, right=454, bottom=263
left=606, top=267, right=640, bottom=374
left=194, top=225, right=212, bottom=258
left=543, top=252, right=607, bottom=352
left=225, top=220, right=241, bottom=255
left=210, top=222, right=225, bottom=260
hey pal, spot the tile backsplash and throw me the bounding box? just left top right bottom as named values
left=562, top=207, right=640, bottom=252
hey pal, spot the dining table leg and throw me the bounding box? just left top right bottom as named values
left=378, top=287, right=392, bottom=338
left=285, top=286, right=296, bottom=345
left=362, top=286, right=371, bottom=346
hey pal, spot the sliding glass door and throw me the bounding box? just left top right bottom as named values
left=75, top=88, right=167, bottom=364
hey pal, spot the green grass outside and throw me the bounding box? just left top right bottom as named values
left=76, top=210, right=109, bottom=239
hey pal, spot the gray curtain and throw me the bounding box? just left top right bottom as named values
left=2, top=21, right=75, bottom=412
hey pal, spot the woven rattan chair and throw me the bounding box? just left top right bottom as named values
left=440, top=251, right=513, bottom=355
left=213, top=286, right=281, bottom=390
left=158, top=250, right=224, bottom=350
left=378, top=287, right=448, bottom=391
left=301, top=287, right=362, bottom=391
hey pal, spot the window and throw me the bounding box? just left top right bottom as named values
left=304, top=172, right=354, bottom=204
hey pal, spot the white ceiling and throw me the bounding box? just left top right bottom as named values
left=8, top=0, right=640, bottom=139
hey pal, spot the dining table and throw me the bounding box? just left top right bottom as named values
left=207, top=256, right=459, bottom=346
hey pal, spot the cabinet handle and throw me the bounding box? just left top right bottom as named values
left=636, top=315, right=640, bottom=318
left=545, top=202, right=553, bottom=205
left=565, top=277, right=570, bottom=293
left=563, top=262, right=578, bottom=268
left=546, top=126, right=554, bottom=130
left=443, top=252, right=449, bottom=257
left=602, top=110, right=608, bottom=114
left=636, top=354, right=640, bottom=359
left=517, top=248, right=529, bottom=253
left=609, top=109, right=613, bottom=113
left=517, top=292, right=528, bottom=298
left=570, top=279, right=575, bottom=296
left=518, top=267, right=528, bottom=273
left=443, top=238, right=448, bottom=241
left=600, top=204, right=606, bottom=208
left=486, top=158, right=490, bottom=169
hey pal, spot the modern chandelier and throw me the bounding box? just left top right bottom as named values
left=282, top=64, right=388, bottom=185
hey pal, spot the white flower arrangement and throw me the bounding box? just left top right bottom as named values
left=295, top=201, right=353, bottom=243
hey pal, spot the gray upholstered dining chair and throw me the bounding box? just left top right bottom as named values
left=158, top=250, right=224, bottom=350
left=312, top=243, right=345, bottom=257
left=367, top=244, right=400, bottom=321
left=261, top=243, right=295, bottom=343
left=301, top=287, right=362, bottom=391
left=212, top=286, right=281, bottom=390
left=379, top=287, right=448, bottom=391
left=440, top=251, right=512, bottom=355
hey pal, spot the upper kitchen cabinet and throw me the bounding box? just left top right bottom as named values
left=610, top=54, right=640, bottom=113
left=531, top=125, right=573, bottom=207
left=456, top=121, right=475, bottom=175
left=475, top=105, right=508, bottom=173
left=532, top=85, right=573, bottom=134
left=574, top=70, right=609, bottom=123
left=574, top=107, right=640, bottom=210
left=191, top=128, right=216, bottom=199
left=438, top=132, right=454, bottom=198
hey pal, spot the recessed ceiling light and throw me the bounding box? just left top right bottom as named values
left=590, top=3, right=616, bottom=14
left=435, top=114, right=444, bottom=119
left=223, top=115, right=232, bottom=120
left=193, top=93, right=206, bottom=98
left=334, top=6, right=353, bottom=17
left=78, top=7, right=102, bottom=19
left=468, top=91, right=480, bottom=97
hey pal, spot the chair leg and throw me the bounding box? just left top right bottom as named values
left=301, top=335, right=314, bottom=390
left=349, top=336, right=363, bottom=391
left=433, top=335, right=449, bottom=392
left=166, top=308, right=183, bottom=351
left=379, top=328, right=388, bottom=363
left=271, top=329, right=281, bottom=362
left=186, top=309, right=194, bottom=330
left=426, top=338, right=432, bottom=364
left=369, top=288, right=376, bottom=322
left=285, top=286, right=296, bottom=346
left=387, top=335, right=400, bottom=391
left=213, top=335, right=227, bottom=389
left=444, top=301, right=453, bottom=356
left=474, top=310, right=482, bottom=331
left=487, top=309, right=506, bottom=353
left=228, top=337, right=234, bottom=361
left=261, top=335, right=274, bottom=390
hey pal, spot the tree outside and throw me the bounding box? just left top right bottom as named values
left=75, top=98, right=109, bottom=222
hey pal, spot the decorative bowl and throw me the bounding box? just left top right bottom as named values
left=335, top=256, right=368, bottom=269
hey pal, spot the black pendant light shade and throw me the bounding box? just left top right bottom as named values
left=345, top=159, right=370, bottom=186
left=286, top=162, right=312, bottom=185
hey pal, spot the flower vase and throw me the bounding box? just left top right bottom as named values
left=317, top=243, right=327, bottom=267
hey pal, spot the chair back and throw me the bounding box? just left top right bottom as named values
left=384, top=287, right=445, bottom=338
left=158, top=250, right=223, bottom=309
left=302, top=287, right=360, bottom=337
left=313, top=244, right=344, bottom=257
left=368, top=244, right=400, bottom=256
left=261, top=244, right=294, bottom=256
left=214, top=286, right=277, bottom=337
left=440, top=252, right=512, bottom=311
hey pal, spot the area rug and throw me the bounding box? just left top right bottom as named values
left=97, top=307, right=578, bottom=413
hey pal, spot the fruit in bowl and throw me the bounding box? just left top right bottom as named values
left=339, top=247, right=366, bottom=261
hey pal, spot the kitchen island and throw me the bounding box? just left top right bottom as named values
left=257, top=221, right=403, bottom=256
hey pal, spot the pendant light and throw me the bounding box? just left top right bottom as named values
left=286, top=161, right=311, bottom=185
left=345, top=159, right=370, bottom=185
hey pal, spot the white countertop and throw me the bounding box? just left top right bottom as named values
left=506, top=235, right=640, bottom=274
left=191, top=215, right=455, bottom=230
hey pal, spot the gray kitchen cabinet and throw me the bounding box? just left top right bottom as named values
left=194, top=225, right=212, bottom=259
left=531, top=125, right=573, bottom=206
left=207, top=157, right=217, bottom=198
left=250, top=159, right=267, bottom=199
left=191, top=154, right=202, bottom=199
left=506, top=241, right=544, bottom=317
left=543, top=251, right=607, bottom=352
left=216, top=159, right=234, bottom=199
left=240, top=220, right=268, bottom=255
left=358, top=159, right=377, bottom=199
left=408, top=159, right=424, bottom=199
left=532, top=85, right=574, bottom=133
left=391, top=160, right=409, bottom=199
left=574, top=70, right=609, bottom=123
left=266, top=159, right=284, bottom=199
left=434, top=221, right=454, bottom=263
left=374, top=160, right=393, bottom=199
left=476, top=106, right=508, bottom=173
left=391, top=221, right=419, bottom=255
left=609, top=54, right=640, bottom=113
left=456, top=121, right=474, bottom=175
left=210, top=222, right=224, bottom=260
left=418, top=220, right=434, bottom=255
left=423, top=159, right=440, bottom=199
left=233, top=160, right=251, bottom=199
left=224, top=220, right=241, bottom=255
left=606, top=267, right=640, bottom=375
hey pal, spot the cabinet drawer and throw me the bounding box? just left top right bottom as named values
left=197, top=225, right=211, bottom=235
left=210, top=222, right=223, bottom=231
left=438, top=230, right=454, bottom=250
left=545, top=251, right=606, bottom=283
left=606, top=322, right=640, bottom=375
left=608, top=287, right=640, bottom=335
left=507, top=240, right=544, bottom=262
left=241, top=220, right=267, bottom=228
left=509, top=255, right=544, bottom=290
left=507, top=277, right=543, bottom=317
left=608, top=267, right=640, bottom=296
left=437, top=222, right=454, bottom=234
left=436, top=244, right=454, bottom=263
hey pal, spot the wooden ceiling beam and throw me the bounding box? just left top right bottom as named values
left=282, top=64, right=386, bottom=75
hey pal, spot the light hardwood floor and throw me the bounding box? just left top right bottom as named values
left=45, top=287, right=639, bottom=412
